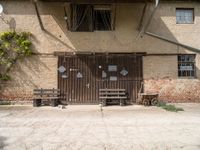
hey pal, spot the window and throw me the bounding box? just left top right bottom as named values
left=176, top=8, right=194, bottom=24
left=178, top=55, right=196, bottom=77
left=94, top=9, right=111, bottom=31
left=71, top=4, right=113, bottom=32
left=71, top=4, right=93, bottom=31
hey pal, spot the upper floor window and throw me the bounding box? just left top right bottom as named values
left=178, top=55, right=196, bottom=78
left=94, top=8, right=111, bottom=31
left=176, top=8, right=194, bottom=24
left=71, top=4, right=113, bottom=32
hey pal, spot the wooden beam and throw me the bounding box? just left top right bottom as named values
left=40, top=0, right=153, bottom=3
left=145, top=53, right=180, bottom=56
left=54, top=51, right=147, bottom=56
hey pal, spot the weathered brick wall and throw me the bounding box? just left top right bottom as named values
left=0, top=1, right=200, bottom=103
left=144, top=55, right=200, bottom=102
left=0, top=56, right=57, bottom=102
left=144, top=79, right=200, bottom=102
left=143, top=55, right=200, bottom=102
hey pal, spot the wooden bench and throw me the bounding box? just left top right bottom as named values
left=99, top=89, right=127, bottom=106
left=33, top=88, right=60, bottom=107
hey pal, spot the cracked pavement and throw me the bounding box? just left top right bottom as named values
left=0, top=104, right=200, bottom=150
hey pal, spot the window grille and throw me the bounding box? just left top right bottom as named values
left=178, top=55, right=196, bottom=77
left=176, top=8, right=194, bottom=24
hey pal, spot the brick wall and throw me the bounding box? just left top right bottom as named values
left=0, top=1, right=200, bottom=103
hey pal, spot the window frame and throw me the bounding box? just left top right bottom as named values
left=176, top=8, right=195, bottom=24
left=178, top=54, right=196, bottom=78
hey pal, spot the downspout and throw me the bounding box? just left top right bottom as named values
left=139, top=0, right=159, bottom=36
left=139, top=0, right=200, bottom=53
left=138, top=1, right=148, bottom=31
left=32, top=0, right=45, bottom=30
left=145, top=31, right=200, bottom=53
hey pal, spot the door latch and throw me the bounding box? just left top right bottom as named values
left=86, top=83, right=90, bottom=88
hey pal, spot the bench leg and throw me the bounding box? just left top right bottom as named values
left=33, top=99, right=41, bottom=107
left=120, top=99, right=125, bottom=106
left=102, top=99, right=106, bottom=107
left=51, top=99, right=58, bottom=107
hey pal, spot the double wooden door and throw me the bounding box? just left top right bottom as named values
left=58, top=54, right=143, bottom=104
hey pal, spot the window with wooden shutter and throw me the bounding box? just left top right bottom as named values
left=70, top=4, right=115, bottom=32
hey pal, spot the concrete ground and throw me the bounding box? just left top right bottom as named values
left=0, top=104, right=200, bottom=150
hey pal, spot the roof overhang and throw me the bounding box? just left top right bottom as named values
left=39, top=0, right=198, bottom=3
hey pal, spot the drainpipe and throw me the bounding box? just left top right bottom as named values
left=32, top=0, right=45, bottom=30
left=145, top=31, right=200, bottom=53
left=139, top=0, right=160, bottom=37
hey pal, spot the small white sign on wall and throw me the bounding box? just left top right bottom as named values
left=58, top=66, right=66, bottom=73
left=110, top=76, right=117, bottom=81
left=180, top=66, right=193, bottom=71
left=108, top=65, right=117, bottom=72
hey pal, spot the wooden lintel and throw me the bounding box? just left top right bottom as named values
left=145, top=53, right=180, bottom=56
left=54, top=51, right=147, bottom=57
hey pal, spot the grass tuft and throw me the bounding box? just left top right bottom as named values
left=0, top=101, right=11, bottom=105
left=156, top=101, right=184, bottom=112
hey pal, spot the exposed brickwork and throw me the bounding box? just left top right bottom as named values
left=144, top=79, right=200, bottom=103
left=0, top=91, right=33, bottom=101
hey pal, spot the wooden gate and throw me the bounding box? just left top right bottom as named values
left=58, top=54, right=143, bottom=104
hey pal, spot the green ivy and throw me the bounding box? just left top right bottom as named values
left=0, top=31, right=33, bottom=81
left=0, top=74, right=10, bottom=81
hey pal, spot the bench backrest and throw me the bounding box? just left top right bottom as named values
left=99, top=89, right=126, bottom=96
left=33, top=89, right=60, bottom=97
left=99, top=89, right=127, bottom=99
left=99, top=89, right=126, bottom=92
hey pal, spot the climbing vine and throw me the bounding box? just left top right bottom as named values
left=0, top=31, right=33, bottom=81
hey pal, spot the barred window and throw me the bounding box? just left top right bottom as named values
left=176, top=8, right=194, bottom=24
left=178, top=55, right=196, bottom=77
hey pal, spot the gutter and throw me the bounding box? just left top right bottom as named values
left=145, top=31, right=200, bottom=53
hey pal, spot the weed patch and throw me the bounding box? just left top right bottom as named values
left=0, top=101, right=11, bottom=105
left=157, top=101, right=184, bottom=112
